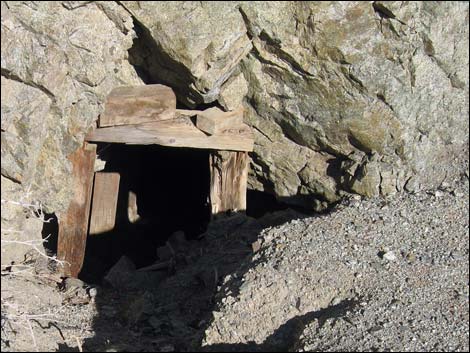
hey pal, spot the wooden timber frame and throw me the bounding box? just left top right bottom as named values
left=57, top=84, right=253, bottom=277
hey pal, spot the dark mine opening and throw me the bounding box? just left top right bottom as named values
left=79, top=143, right=211, bottom=283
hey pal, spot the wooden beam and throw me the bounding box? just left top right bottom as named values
left=86, top=116, right=254, bottom=152
left=99, top=84, right=176, bottom=127
left=89, top=172, right=120, bottom=235
left=209, top=151, right=249, bottom=217
left=57, top=143, right=96, bottom=277
left=127, top=190, right=141, bottom=223
left=196, top=107, right=244, bottom=135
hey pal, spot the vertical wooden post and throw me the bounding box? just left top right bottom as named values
left=57, top=143, right=96, bottom=277
left=209, top=151, right=249, bottom=218
left=89, top=172, right=120, bottom=235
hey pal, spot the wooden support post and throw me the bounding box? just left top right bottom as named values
left=209, top=151, right=249, bottom=218
left=89, top=172, right=120, bottom=235
left=57, top=143, right=96, bottom=277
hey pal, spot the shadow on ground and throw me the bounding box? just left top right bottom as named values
left=54, top=204, right=351, bottom=352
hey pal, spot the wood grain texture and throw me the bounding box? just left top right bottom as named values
left=86, top=116, right=254, bottom=152
left=209, top=151, right=249, bottom=217
left=196, top=106, right=243, bottom=135
left=89, top=172, right=120, bottom=235
left=57, top=143, right=96, bottom=277
left=99, top=84, right=176, bottom=127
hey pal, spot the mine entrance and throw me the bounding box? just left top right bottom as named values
left=79, top=143, right=211, bottom=283
left=56, top=84, right=254, bottom=279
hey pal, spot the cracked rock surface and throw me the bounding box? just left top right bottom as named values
left=1, top=1, right=468, bottom=216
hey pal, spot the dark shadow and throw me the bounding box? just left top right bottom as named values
left=41, top=212, right=58, bottom=255
left=79, top=143, right=211, bottom=283
left=201, top=298, right=360, bottom=352
left=54, top=144, right=344, bottom=352
left=56, top=199, right=328, bottom=352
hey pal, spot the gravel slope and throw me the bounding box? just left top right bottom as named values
left=202, top=176, right=469, bottom=352
left=2, top=175, right=468, bottom=352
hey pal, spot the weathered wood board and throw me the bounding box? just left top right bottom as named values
left=196, top=107, right=244, bottom=135
left=127, top=190, right=141, bottom=223
left=209, top=151, right=249, bottom=217
left=99, top=84, right=176, bottom=127
left=57, top=143, right=96, bottom=277
left=89, top=172, right=120, bottom=235
left=86, top=116, right=254, bottom=152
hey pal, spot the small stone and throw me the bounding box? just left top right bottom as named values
left=168, top=231, right=187, bottom=252
left=64, top=277, right=85, bottom=291
left=404, top=252, right=416, bottom=263
left=157, top=244, right=175, bottom=261
left=434, top=190, right=445, bottom=198
left=251, top=240, right=261, bottom=253
left=88, top=287, right=98, bottom=298
left=104, top=256, right=136, bottom=288
left=452, top=190, right=464, bottom=197
left=383, top=251, right=397, bottom=262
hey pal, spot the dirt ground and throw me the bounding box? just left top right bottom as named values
left=1, top=172, right=468, bottom=352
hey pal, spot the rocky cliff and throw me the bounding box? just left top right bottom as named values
left=2, top=1, right=468, bottom=222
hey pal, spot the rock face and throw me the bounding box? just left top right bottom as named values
left=1, top=1, right=142, bottom=214
left=1, top=1, right=469, bottom=221
left=125, top=1, right=469, bottom=209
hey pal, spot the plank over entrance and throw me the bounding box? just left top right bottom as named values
left=89, top=172, right=120, bottom=235
left=209, top=151, right=249, bottom=217
left=86, top=116, right=254, bottom=152
left=99, top=85, right=176, bottom=127
left=57, top=143, right=96, bottom=277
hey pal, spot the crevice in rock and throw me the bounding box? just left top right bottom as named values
left=376, top=93, right=395, bottom=113
left=372, top=2, right=397, bottom=20
left=1, top=68, right=55, bottom=100
left=41, top=212, right=58, bottom=257
left=125, top=14, right=201, bottom=108
left=238, top=6, right=314, bottom=78
left=246, top=190, right=289, bottom=218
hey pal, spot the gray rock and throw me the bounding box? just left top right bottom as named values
left=1, top=1, right=468, bottom=229
left=104, top=256, right=136, bottom=288
left=1, top=1, right=142, bottom=213
left=121, top=1, right=469, bottom=207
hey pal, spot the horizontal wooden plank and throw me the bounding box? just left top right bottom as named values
left=86, top=116, right=254, bottom=152
left=196, top=107, right=244, bottom=135
left=99, top=84, right=176, bottom=127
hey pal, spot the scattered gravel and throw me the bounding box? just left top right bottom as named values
left=2, top=177, right=468, bottom=352
left=202, top=177, right=469, bottom=352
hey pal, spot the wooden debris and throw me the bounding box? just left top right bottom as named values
left=196, top=106, right=244, bottom=135
left=86, top=116, right=254, bottom=152
left=137, top=261, right=171, bottom=272
left=57, top=143, right=96, bottom=277
left=89, top=172, right=120, bottom=235
left=209, top=151, right=249, bottom=217
left=99, top=84, right=176, bottom=127
left=127, top=190, right=141, bottom=223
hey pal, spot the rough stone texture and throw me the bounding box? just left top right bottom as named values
left=125, top=1, right=469, bottom=209
left=122, top=1, right=253, bottom=106
left=1, top=1, right=468, bottom=219
left=1, top=1, right=142, bottom=215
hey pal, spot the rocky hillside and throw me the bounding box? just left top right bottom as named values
left=2, top=1, right=468, bottom=220
left=2, top=172, right=468, bottom=352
